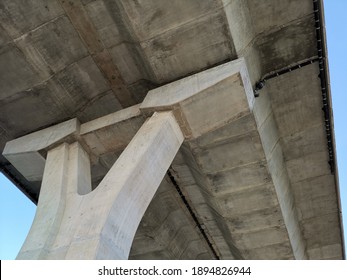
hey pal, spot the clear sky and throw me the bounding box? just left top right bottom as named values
left=0, top=1, right=346, bottom=260
left=325, top=0, right=347, bottom=253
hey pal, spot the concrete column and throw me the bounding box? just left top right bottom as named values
left=16, top=143, right=70, bottom=259
left=16, top=111, right=184, bottom=259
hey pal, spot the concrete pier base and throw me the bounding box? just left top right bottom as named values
left=16, top=111, right=184, bottom=259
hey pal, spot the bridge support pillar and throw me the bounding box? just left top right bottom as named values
left=15, top=111, right=184, bottom=259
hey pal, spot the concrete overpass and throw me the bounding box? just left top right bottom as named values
left=0, top=0, right=344, bottom=259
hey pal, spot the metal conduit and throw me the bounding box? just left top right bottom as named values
left=313, top=0, right=345, bottom=259
left=254, top=0, right=334, bottom=174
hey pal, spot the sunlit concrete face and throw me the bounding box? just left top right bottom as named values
left=0, top=0, right=344, bottom=259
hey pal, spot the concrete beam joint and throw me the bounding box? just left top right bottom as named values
left=141, top=58, right=254, bottom=139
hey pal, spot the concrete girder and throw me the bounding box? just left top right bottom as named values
left=253, top=90, right=308, bottom=259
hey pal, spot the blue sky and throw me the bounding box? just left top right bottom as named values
left=325, top=0, right=347, bottom=254
left=0, top=1, right=346, bottom=260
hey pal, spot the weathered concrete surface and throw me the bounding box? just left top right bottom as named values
left=0, top=0, right=344, bottom=259
left=266, top=64, right=343, bottom=259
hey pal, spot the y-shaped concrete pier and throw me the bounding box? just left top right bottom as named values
left=5, top=112, right=183, bottom=259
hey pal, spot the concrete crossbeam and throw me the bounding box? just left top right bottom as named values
left=79, top=104, right=144, bottom=157
left=3, top=119, right=79, bottom=181
left=141, top=58, right=254, bottom=139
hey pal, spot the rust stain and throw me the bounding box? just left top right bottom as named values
left=58, top=0, right=136, bottom=108
left=173, top=106, right=192, bottom=140
left=59, top=0, right=102, bottom=54
left=93, top=50, right=136, bottom=107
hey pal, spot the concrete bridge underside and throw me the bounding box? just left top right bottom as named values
left=0, top=0, right=344, bottom=259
